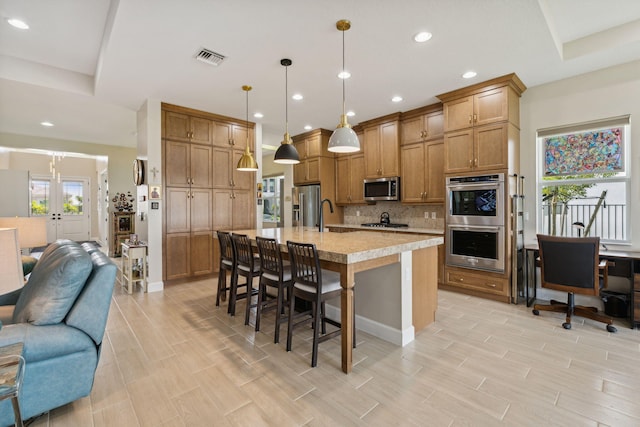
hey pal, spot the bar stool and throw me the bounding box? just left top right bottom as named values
left=231, top=233, right=261, bottom=322
left=255, top=236, right=293, bottom=343
left=0, top=351, right=26, bottom=427
left=286, top=241, right=355, bottom=368
left=216, top=231, right=235, bottom=311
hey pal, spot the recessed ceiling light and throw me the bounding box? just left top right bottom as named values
left=253, top=112, right=263, bottom=118
left=462, top=71, right=477, bottom=79
left=338, top=70, right=351, bottom=79
left=292, top=93, right=303, bottom=101
left=346, top=111, right=355, bottom=117
left=413, top=32, right=432, bottom=43
left=391, top=96, right=403, bottom=103
left=40, top=121, right=54, bottom=127
left=304, top=125, right=312, bottom=131
left=7, top=18, right=29, bottom=30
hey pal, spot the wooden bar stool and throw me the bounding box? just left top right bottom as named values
left=285, top=241, right=355, bottom=367
left=255, top=237, right=293, bottom=343
left=216, top=231, right=235, bottom=312
left=231, top=233, right=261, bottom=322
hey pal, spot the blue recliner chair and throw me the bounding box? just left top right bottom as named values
left=0, top=240, right=116, bottom=426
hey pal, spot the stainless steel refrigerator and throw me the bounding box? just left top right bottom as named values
left=292, top=184, right=320, bottom=228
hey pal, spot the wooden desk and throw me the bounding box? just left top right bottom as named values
left=229, top=227, right=443, bottom=373
left=524, top=243, right=640, bottom=328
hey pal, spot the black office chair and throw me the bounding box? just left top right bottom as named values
left=286, top=241, right=355, bottom=367
left=532, top=234, right=616, bottom=333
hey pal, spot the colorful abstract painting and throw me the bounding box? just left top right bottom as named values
left=544, top=127, right=623, bottom=176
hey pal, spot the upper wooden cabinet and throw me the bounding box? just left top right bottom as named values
left=292, top=129, right=333, bottom=186
left=400, top=105, right=444, bottom=145
left=401, top=140, right=444, bottom=203
left=361, top=113, right=400, bottom=179
left=437, top=73, right=526, bottom=174
left=165, top=141, right=213, bottom=188
left=213, top=121, right=252, bottom=150
left=164, top=111, right=214, bottom=145
left=335, top=153, right=365, bottom=205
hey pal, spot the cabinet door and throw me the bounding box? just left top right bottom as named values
left=190, top=188, right=212, bottom=232
left=474, top=123, right=508, bottom=171
left=232, top=189, right=254, bottom=230
left=165, top=187, right=190, bottom=233
left=306, top=157, right=320, bottom=183
left=213, top=189, right=233, bottom=230
left=401, top=143, right=426, bottom=203
left=212, top=121, right=232, bottom=148
left=165, top=141, right=190, bottom=187
left=473, top=87, right=508, bottom=127
left=190, top=144, right=213, bottom=188
left=233, top=149, right=255, bottom=190
left=400, top=115, right=424, bottom=145
left=424, top=140, right=444, bottom=203
left=444, top=129, right=473, bottom=174
left=380, top=121, right=399, bottom=177
left=335, top=156, right=350, bottom=204
left=293, top=161, right=305, bottom=185
left=294, top=141, right=307, bottom=160
left=425, top=111, right=444, bottom=141
left=190, top=117, right=213, bottom=145
left=306, top=135, right=322, bottom=157
left=444, top=96, right=473, bottom=132
left=213, top=147, right=232, bottom=188
left=364, top=126, right=380, bottom=178
left=232, top=124, right=251, bottom=150
left=191, top=231, right=213, bottom=276
left=164, top=112, right=191, bottom=142
left=349, top=154, right=365, bottom=204
left=165, top=233, right=190, bottom=280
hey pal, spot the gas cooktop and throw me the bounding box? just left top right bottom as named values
left=361, top=223, right=409, bottom=228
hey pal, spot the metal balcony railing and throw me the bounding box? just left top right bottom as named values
left=540, top=203, right=627, bottom=241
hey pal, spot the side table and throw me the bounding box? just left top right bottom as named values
left=121, top=241, right=148, bottom=294
left=0, top=342, right=25, bottom=427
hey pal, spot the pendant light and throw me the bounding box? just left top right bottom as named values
left=328, top=19, right=360, bottom=153
left=237, top=85, right=259, bottom=171
left=274, top=58, right=300, bottom=164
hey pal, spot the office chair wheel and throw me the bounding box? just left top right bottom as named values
left=607, top=325, right=617, bottom=333
left=562, top=322, right=571, bottom=330
left=532, top=309, right=539, bottom=316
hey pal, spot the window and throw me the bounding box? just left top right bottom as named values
left=537, top=115, right=630, bottom=243
left=262, top=176, right=283, bottom=224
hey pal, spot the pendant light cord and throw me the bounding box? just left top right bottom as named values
left=246, top=89, right=250, bottom=149
left=342, top=27, right=346, bottom=116
left=285, top=64, right=289, bottom=133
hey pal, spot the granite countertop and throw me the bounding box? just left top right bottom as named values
left=326, top=223, right=444, bottom=235
left=229, top=227, right=443, bottom=264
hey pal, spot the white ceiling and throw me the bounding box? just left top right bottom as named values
left=1, top=0, right=640, bottom=155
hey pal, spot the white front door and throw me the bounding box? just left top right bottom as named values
left=31, top=176, right=91, bottom=243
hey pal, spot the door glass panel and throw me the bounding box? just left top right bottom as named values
left=31, top=180, right=51, bottom=215
left=62, top=181, right=84, bottom=215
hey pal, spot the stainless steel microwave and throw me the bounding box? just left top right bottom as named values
left=364, top=177, right=400, bottom=201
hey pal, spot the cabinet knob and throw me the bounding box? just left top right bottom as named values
left=473, top=114, right=478, bottom=123
left=474, top=158, right=478, bottom=167
left=487, top=283, right=496, bottom=288
left=468, top=159, right=473, bottom=167
left=468, top=115, right=472, bottom=124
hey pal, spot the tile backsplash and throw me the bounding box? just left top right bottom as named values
left=343, top=202, right=444, bottom=230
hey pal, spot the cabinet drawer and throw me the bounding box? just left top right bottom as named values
left=446, top=270, right=507, bottom=294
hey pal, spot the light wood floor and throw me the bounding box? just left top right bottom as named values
left=28, top=275, right=640, bottom=427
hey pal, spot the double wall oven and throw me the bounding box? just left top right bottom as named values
left=446, top=173, right=506, bottom=272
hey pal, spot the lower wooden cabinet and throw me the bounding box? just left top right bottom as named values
left=442, top=265, right=510, bottom=302
left=164, top=232, right=214, bottom=280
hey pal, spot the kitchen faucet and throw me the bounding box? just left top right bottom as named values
left=318, top=198, right=334, bottom=232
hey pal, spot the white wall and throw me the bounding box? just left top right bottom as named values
left=520, top=59, right=640, bottom=304
left=520, top=59, right=640, bottom=251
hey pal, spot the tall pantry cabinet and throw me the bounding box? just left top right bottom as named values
left=162, top=103, right=256, bottom=282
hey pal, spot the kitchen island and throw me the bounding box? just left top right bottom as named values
left=230, top=227, right=443, bottom=373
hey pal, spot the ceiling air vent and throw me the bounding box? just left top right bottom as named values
left=195, top=48, right=226, bottom=66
